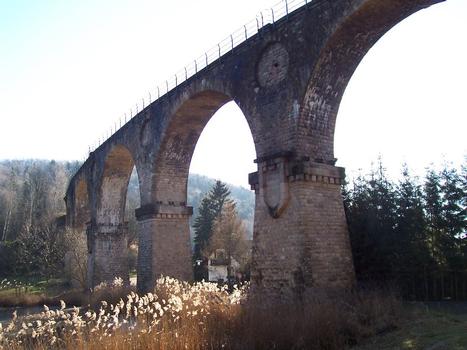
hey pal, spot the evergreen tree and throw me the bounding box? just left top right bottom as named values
left=192, top=180, right=232, bottom=280
left=440, top=163, right=466, bottom=270
left=394, top=164, right=431, bottom=294
left=365, top=159, right=398, bottom=279
left=346, top=172, right=373, bottom=280
left=346, top=159, right=398, bottom=282
left=423, top=166, right=445, bottom=268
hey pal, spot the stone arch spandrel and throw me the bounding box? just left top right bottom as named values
left=297, top=0, right=443, bottom=163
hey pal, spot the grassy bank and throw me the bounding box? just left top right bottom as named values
left=0, top=278, right=76, bottom=307
left=355, top=302, right=467, bottom=350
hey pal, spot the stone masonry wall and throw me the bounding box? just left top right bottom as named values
left=89, top=224, right=129, bottom=286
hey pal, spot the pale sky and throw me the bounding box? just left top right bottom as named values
left=0, top=0, right=466, bottom=188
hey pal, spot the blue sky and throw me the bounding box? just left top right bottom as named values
left=0, top=0, right=466, bottom=187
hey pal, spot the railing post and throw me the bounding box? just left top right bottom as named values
left=175, top=74, right=178, bottom=87
left=205, top=52, right=208, bottom=66
left=142, top=98, right=145, bottom=109
left=285, top=0, right=289, bottom=16
left=218, top=43, right=221, bottom=58
left=260, top=12, right=264, bottom=27
left=271, top=8, right=275, bottom=24
left=244, top=25, right=247, bottom=39
left=166, top=80, right=169, bottom=93
left=157, top=86, right=160, bottom=99
left=256, top=18, right=260, bottom=32
left=230, top=35, right=234, bottom=51
left=194, top=60, right=198, bottom=73
left=124, top=113, right=127, bottom=123
left=184, top=67, right=188, bottom=80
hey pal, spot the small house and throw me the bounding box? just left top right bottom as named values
left=207, top=249, right=239, bottom=283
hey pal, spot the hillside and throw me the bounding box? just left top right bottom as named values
left=126, top=170, right=254, bottom=238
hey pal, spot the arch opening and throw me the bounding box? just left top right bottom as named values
left=298, top=0, right=444, bottom=163
left=334, top=0, right=466, bottom=177
left=124, top=166, right=141, bottom=283
left=188, top=101, right=257, bottom=284
left=152, top=90, right=234, bottom=203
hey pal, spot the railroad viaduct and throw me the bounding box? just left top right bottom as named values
left=65, top=0, right=443, bottom=299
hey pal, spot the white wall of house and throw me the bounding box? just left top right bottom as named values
left=208, top=264, right=228, bottom=282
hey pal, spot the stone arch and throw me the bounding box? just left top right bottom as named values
left=135, top=89, right=258, bottom=292
left=297, top=0, right=442, bottom=162
left=152, top=89, right=257, bottom=202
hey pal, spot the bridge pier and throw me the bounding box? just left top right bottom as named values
left=250, top=158, right=355, bottom=300
left=86, top=223, right=129, bottom=288
left=135, top=203, right=193, bottom=293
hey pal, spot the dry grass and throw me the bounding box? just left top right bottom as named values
left=0, top=277, right=134, bottom=309
left=0, top=293, right=52, bottom=308
left=0, top=277, right=402, bottom=350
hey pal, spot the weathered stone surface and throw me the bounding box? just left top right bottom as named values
left=86, top=223, right=129, bottom=287
left=64, top=0, right=443, bottom=298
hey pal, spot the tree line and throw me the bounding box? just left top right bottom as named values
left=0, top=160, right=81, bottom=278
left=344, top=159, right=466, bottom=300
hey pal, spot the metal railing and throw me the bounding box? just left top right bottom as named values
left=84, top=0, right=311, bottom=161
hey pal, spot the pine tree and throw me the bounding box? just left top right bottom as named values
left=345, top=159, right=398, bottom=282
left=346, top=172, right=373, bottom=280
left=366, top=159, right=398, bottom=279
left=423, top=166, right=445, bottom=270
left=439, top=163, right=466, bottom=270
left=192, top=180, right=232, bottom=280
left=395, top=164, right=431, bottom=296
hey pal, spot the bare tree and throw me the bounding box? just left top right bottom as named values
left=63, top=228, right=88, bottom=289
left=207, top=202, right=250, bottom=280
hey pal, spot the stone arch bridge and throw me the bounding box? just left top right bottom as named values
left=65, top=0, right=442, bottom=299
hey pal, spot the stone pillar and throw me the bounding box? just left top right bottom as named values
left=249, top=155, right=355, bottom=300
left=135, top=203, right=193, bottom=293
left=86, top=222, right=129, bottom=288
